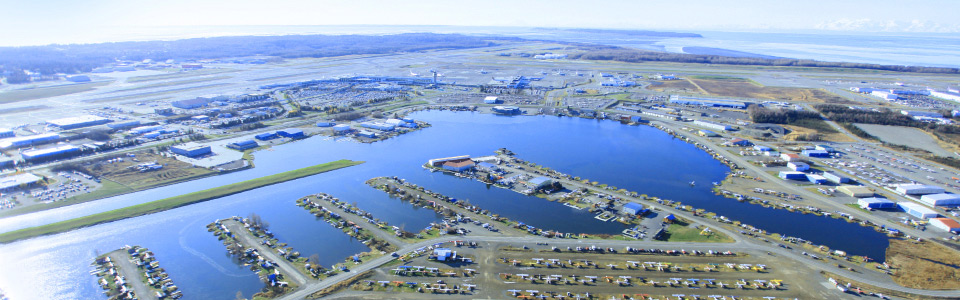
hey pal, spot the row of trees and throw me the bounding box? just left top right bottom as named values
left=572, top=48, right=960, bottom=74
left=747, top=106, right=822, bottom=124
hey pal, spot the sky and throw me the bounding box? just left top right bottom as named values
left=1, top=0, right=959, bottom=46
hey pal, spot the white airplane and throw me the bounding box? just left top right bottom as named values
left=409, top=70, right=419, bottom=77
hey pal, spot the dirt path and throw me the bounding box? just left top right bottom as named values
left=107, top=250, right=158, bottom=300
left=222, top=219, right=310, bottom=285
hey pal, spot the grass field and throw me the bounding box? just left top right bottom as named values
left=650, top=77, right=855, bottom=104
left=112, top=76, right=232, bottom=92
left=126, top=69, right=238, bottom=83
left=660, top=220, right=734, bottom=243
left=887, top=239, right=960, bottom=290
left=0, top=159, right=363, bottom=243
left=85, top=83, right=231, bottom=103
left=380, top=100, right=428, bottom=112
left=0, top=81, right=112, bottom=103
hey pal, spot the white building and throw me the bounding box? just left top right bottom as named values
left=693, top=120, right=732, bottom=131
left=929, top=218, right=960, bottom=233
left=870, top=90, right=898, bottom=100
left=787, top=162, right=809, bottom=172
left=898, top=202, right=938, bottom=219
left=918, top=193, right=960, bottom=207
left=895, top=184, right=944, bottom=195
left=930, top=90, right=960, bottom=103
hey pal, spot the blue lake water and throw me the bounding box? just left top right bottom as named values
left=0, top=111, right=889, bottom=299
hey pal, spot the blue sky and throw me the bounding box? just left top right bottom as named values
left=1, top=0, right=958, bottom=46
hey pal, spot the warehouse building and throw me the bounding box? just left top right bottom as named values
left=255, top=132, right=279, bottom=140
left=0, top=128, right=14, bottom=138
left=838, top=185, right=874, bottom=198
left=483, top=96, right=500, bottom=104
left=529, top=177, right=554, bottom=189
left=428, top=155, right=471, bottom=167
left=801, top=150, right=830, bottom=158
left=47, top=115, right=112, bottom=130
left=807, top=174, right=828, bottom=184
left=441, top=159, right=475, bottom=172
left=357, top=130, right=377, bottom=138
left=0, top=173, right=42, bottom=191
left=226, top=140, right=258, bottom=150
left=622, top=202, right=647, bottom=215
left=171, top=97, right=211, bottom=109
left=333, top=124, right=352, bottom=134
left=815, top=145, right=834, bottom=152
left=669, top=95, right=748, bottom=109
left=780, top=153, right=802, bottom=162
left=360, top=122, right=395, bottom=131
left=788, top=162, right=810, bottom=172
left=316, top=120, right=335, bottom=127
left=21, top=145, right=81, bottom=162
left=107, top=120, right=141, bottom=129
left=895, top=184, right=944, bottom=195
left=779, top=171, right=807, bottom=180
left=0, top=133, right=60, bottom=149
left=858, top=197, right=896, bottom=210
left=898, top=202, right=938, bottom=219
left=693, top=120, right=732, bottom=131
left=492, top=106, right=521, bottom=115
left=0, top=155, right=14, bottom=169
left=753, top=145, right=772, bottom=152
left=728, top=138, right=752, bottom=146
left=277, top=128, right=304, bottom=138
left=171, top=143, right=212, bottom=158
left=918, top=193, right=960, bottom=207
left=823, top=172, right=850, bottom=184
left=129, top=125, right=163, bottom=135
left=929, top=218, right=960, bottom=233
left=698, top=130, right=719, bottom=137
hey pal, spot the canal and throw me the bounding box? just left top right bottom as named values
left=0, top=111, right=889, bottom=299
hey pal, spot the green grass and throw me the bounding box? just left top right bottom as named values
left=0, top=179, right=134, bottom=218
left=660, top=222, right=734, bottom=243
left=845, top=203, right=872, bottom=214
left=0, top=160, right=363, bottom=243
left=0, top=81, right=112, bottom=103
left=380, top=100, right=428, bottom=112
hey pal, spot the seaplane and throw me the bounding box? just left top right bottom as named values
left=479, top=68, right=488, bottom=74
left=707, top=295, right=723, bottom=300
left=735, top=282, right=745, bottom=289
left=508, top=289, right=522, bottom=296
left=753, top=279, right=767, bottom=288
left=607, top=263, right=619, bottom=269
left=689, top=181, right=696, bottom=186
left=463, top=284, right=476, bottom=291
left=672, top=294, right=686, bottom=300
left=770, top=279, right=782, bottom=287
left=409, top=70, right=419, bottom=77
left=533, top=258, right=544, bottom=264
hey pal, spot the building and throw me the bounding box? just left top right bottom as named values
left=357, top=130, right=377, bottom=138
left=129, top=125, right=162, bottom=135
left=753, top=145, right=772, bottom=152
left=622, top=202, right=646, bottom=215
left=316, top=121, right=335, bottom=127
left=858, top=197, right=896, bottom=210
left=823, top=172, right=850, bottom=184
left=107, top=120, right=141, bottom=129
left=277, top=128, right=304, bottom=138
left=807, top=174, right=828, bottom=184
left=669, top=95, right=748, bottom=109
left=815, top=145, right=834, bottom=152
left=0, top=128, right=13, bottom=139
left=226, top=140, right=258, bottom=150
left=428, top=155, right=471, bottom=167
left=930, top=90, right=960, bottom=103
left=928, top=218, right=960, bottom=233
left=918, top=193, right=960, bottom=207
left=171, top=143, right=212, bottom=158
left=780, top=153, right=802, bottom=162
left=191, top=115, right=210, bottom=122
left=492, top=106, right=521, bottom=115
left=838, top=185, right=874, bottom=198
left=0, top=173, right=42, bottom=191
left=787, top=162, right=810, bottom=172
left=0, top=155, right=14, bottom=169
left=779, top=171, right=806, bottom=180
left=901, top=110, right=942, bottom=118
left=47, top=115, right=112, bottom=130
left=895, top=184, right=944, bottom=196
left=360, top=122, right=395, bottom=131
left=870, top=90, right=898, bottom=100
left=729, top=138, right=752, bottom=146
left=433, top=248, right=453, bottom=261
left=476, top=162, right=498, bottom=172
left=801, top=150, right=830, bottom=158
left=483, top=96, right=500, bottom=104
left=333, top=124, right=352, bottom=134
left=171, top=98, right=211, bottom=109
left=693, top=120, right=732, bottom=131
left=698, top=130, right=719, bottom=137
left=0, top=133, right=59, bottom=149
left=898, top=202, right=938, bottom=219
left=21, top=145, right=81, bottom=162
left=529, top=177, right=554, bottom=189
left=255, top=132, right=279, bottom=140
left=441, top=159, right=475, bottom=172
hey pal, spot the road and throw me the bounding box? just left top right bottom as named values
left=107, top=250, right=159, bottom=300
left=223, top=219, right=310, bottom=286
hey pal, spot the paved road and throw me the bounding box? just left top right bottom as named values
left=223, top=219, right=310, bottom=286
left=107, top=250, right=159, bottom=300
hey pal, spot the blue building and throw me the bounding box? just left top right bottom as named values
left=823, top=172, right=850, bottom=184
left=492, top=106, right=521, bottom=115
left=802, top=150, right=830, bottom=158
left=529, top=177, right=554, bottom=189
left=622, top=202, right=646, bottom=215
left=316, top=121, right=335, bottom=127
left=171, top=98, right=211, bottom=109
left=171, top=143, right=211, bottom=158
left=433, top=248, right=453, bottom=261
left=21, top=145, right=81, bottom=162
left=227, top=140, right=259, bottom=150
left=778, top=171, right=807, bottom=180
left=858, top=198, right=896, bottom=210
left=277, top=128, right=304, bottom=138
left=476, top=162, right=498, bottom=172
left=361, top=122, right=395, bottom=131
left=255, top=132, right=278, bottom=140
left=357, top=130, right=377, bottom=138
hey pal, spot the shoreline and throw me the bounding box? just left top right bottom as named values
left=0, top=159, right=363, bottom=244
